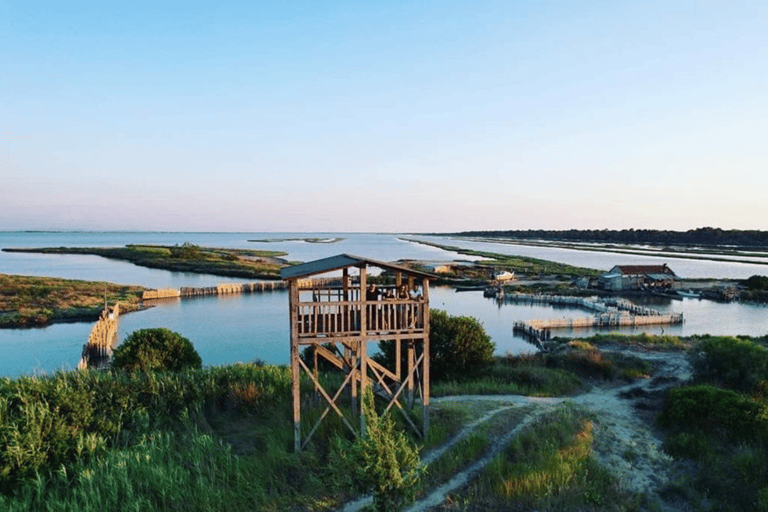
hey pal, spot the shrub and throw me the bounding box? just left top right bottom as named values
left=112, top=328, right=202, bottom=372
left=428, top=310, right=495, bottom=381
left=658, top=385, right=768, bottom=443
left=169, top=243, right=201, bottom=260
left=745, top=275, right=768, bottom=291
left=374, top=309, right=495, bottom=383
left=329, top=391, right=423, bottom=511
left=688, top=336, right=768, bottom=394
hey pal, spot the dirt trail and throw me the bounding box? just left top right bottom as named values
left=343, top=348, right=691, bottom=512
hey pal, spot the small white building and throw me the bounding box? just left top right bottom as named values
left=494, top=270, right=515, bottom=282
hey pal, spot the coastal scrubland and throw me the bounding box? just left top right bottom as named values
left=3, top=330, right=766, bottom=511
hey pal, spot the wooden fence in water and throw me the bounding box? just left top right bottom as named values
left=78, top=303, right=120, bottom=370
left=142, top=277, right=346, bottom=300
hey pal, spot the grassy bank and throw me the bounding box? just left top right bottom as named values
left=2, top=244, right=289, bottom=280
left=402, top=238, right=600, bottom=278
left=0, top=274, right=146, bottom=328
left=448, top=235, right=768, bottom=266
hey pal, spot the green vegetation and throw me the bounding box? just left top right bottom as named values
left=657, top=335, right=768, bottom=511
left=742, top=275, right=768, bottom=302
left=420, top=406, right=531, bottom=492
left=568, top=332, right=688, bottom=349
left=745, top=275, right=768, bottom=290
left=2, top=244, right=289, bottom=279
left=112, top=328, right=202, bottom=372
left=0, top=364, right=339, bottom=511
left=376, top=310, right=496, bottom=383
left=432, top=357, right=584, bottom=397
left=446, top=227, right=768, bottom=250
left=429, top=336, right=654, bottom=398
left=444, top=404, right=640, bottom=511
left=329, top=391, right=423, bottom=512
left=429, top=310, right=496, bottom=381
left=0, top=319, right=669, bottom=511
left=0, top=273, right=145, bottom=328
left=687, top=335, right=768, bottom=394
left=403, top=239, right=600, bottom=278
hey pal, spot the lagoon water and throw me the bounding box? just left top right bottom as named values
left=1, top=232, right=767, bottom=377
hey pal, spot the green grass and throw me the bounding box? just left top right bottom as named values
left=0, top=274, right=146, bottom=328
left=441, top=404, right=642, bottom=511
left=421, top=406, right=531, bottom=492
left=403, top=238, right=600, bottom=278
left=0, top=364, right=352, bottom=511
left=585, top=332, right=688, bottom=349
left=2, top=244, right=289, bottom=280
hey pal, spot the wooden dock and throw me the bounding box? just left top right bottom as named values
left=505, top=293, right=684, bottom=343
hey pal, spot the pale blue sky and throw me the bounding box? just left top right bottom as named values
left=2, top=1, right=766, bottom=232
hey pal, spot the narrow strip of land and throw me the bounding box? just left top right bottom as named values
left=0, top=273, right=146, bottom=328
left=446, top=236, right=768, bottom=266
left=2, top=244, right=290, bottom=279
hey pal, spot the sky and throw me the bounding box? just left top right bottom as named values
left=1, top=1, right=766, bottom=233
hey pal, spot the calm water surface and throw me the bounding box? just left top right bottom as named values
left=1, top=232, right=767, bottom=377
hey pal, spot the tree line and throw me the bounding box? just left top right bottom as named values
left=446, top=227, right=768, bottom=248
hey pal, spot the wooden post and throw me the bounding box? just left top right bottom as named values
left=407, top=339, right=415, bottom=407
left=289, top=279, right=301, bottom=452
left=421, top=277, right=431, bottom=437
left=359, top=266, right=368, bottom=437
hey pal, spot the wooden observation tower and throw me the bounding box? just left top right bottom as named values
left=280, top=254, right=434, bottom=451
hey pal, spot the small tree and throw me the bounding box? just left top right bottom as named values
left=329, top=390, right=423, bottom=511
left=429, top=309, right=495, bottom=381
left=112, top=328, right=202, bottom=372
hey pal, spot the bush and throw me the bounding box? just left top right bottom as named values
left=428, top=309, right=495, bottom=382
left=329, top=391, right=423, bottom=511
left=658, top=385, right=768, bottom=443
left=374, top=310, right=495, bottom=383
left=112, top=328, right=202, bottom=372
left=688, top=336, right=768, bottom=394
left=169, top=243, right=201, bottom=260
left=745, top=275, right=768, bottom=291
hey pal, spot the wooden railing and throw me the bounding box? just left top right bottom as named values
left=297, top=298, right=426, bottom=338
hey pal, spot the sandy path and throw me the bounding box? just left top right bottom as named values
left=343, top=348, right=690, bottom=512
